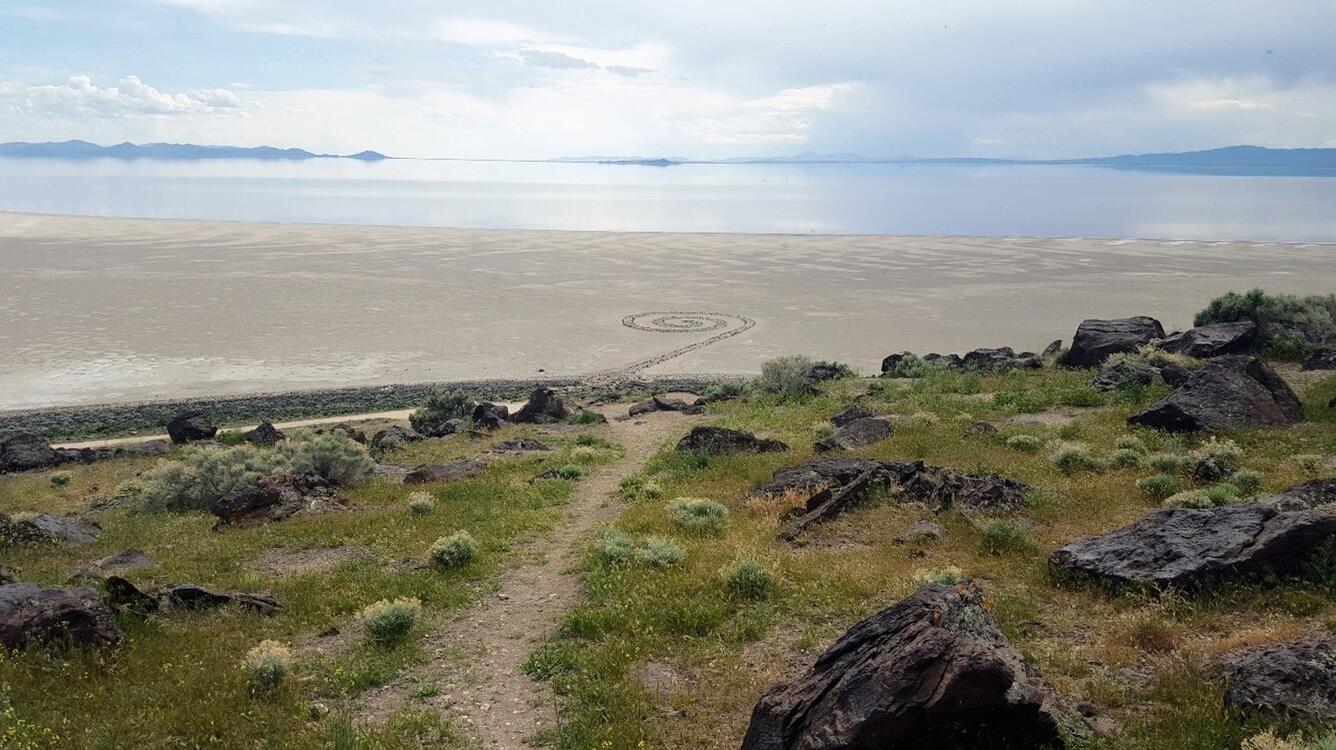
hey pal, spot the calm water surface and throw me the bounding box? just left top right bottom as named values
left=2, top=158, right=1335, bottom=240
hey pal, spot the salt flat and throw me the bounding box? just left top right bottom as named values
left=2, top=211, right=1334, bottom=409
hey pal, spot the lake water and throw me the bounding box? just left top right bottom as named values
left=2, top=158, right=1336, bottom=240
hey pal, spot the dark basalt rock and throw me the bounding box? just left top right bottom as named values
left=0, top=432, right=58, bottom=472
left=103, top=575, right=159, bottom=616
left=880, top=351, right=919, bottom=376
left=830, top=404, right=877, bottom=427
left=1127, top=357, right=1302, bottom=432
left=814, top=417, right=893, bottom=452
left=923, top=352, right=962, bottom=369
left=328, top=423, right=367, bottom=444
left=1090, top=360, right=1160, bottom=391
left=243, top=421, right=286, bottom=445
left=0, top=568, right=13, bottom=585
left=755, top=456, right=890, bottom=497
left=1042, top=339, right=1064, bottom=357
left=370, top=425, right=422, bottom=452
left=1191, top=456, right=1234, bottom=483
left=675, top=426, right=788, bottom=455
left=489, top=437, right=552, bottom=452
left=512, top=388, right=571, bottom=424
left=1223, top=639, right=1335, bottom=720
left=0, top=583, right=123, bottom=649
left=1258, top=478, right=1336, bottom=511
left=807, top=361, right=853, bottom=381
left=1159, top=362, right=1191, bottom=387
left=159, top=584, right=281, bottom=615
left=471, top=402, right=510, bottom=430
left=403, top=459, right=487, bottom=485
left=1049, top=490, right=1336, bottom=588
left=1157, top=320, right=1257, bottom=358
left=740, top=581, right=1067, bottom=750
left=0, top=512, right=99, bottom=545
left=1302, top=348, right=1336, bottom=371
left=628, top=394, right=705, bottom=417
left=166, top=410, right=217, bottom=444
left=1061, top=316, right=1165, bottom=368
left=961, top=346, right=1042, bottom=372
left=212, top=472, right=339, bottom=528
left=93, top=549, right=155, bottom=570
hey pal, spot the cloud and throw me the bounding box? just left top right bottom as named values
left=0, top=75, right=245, bottom=118
left=434, top=18, right=559, bottom=47
left=605, top=65, right=653, bottom=77
left=519, top=49, right=598, bottom=70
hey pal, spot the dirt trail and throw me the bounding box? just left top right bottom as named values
left=358, top=406, right=707, bottom=747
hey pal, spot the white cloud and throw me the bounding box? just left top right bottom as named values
left=434, top=18, right=559, bottom=47
left=0, top=75, right=245, bottom=118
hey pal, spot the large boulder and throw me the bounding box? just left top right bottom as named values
left=166, top=411, right=217, bottom=444
left=1127, top=357, right=1302, bottom=432
left=403, top=459, right=487, bottom=485
left=675, top=426, right=788, bottom=455
left=212, top=472, right=339, bottom=528
left=512, top=388, right=571, bottom=424
left=243, top=421, right=286, bottom=445
left=0, top=512, right=99, bottom=545
left=960, top=347, right=1041, bottom=373
left=1302, top=348, right=1336, bottom=371
left=0, top=583, right=122, bottom=649
left=1223, top=639, right=1335, bottom=720
left=1049, top=485, right=1336, bottom=587
left=471, top=403, right=510, bottom=430
left=830, top=404, right=878, bottom=427
left=1156, top=321, right=1257, bottom=358
left=370, top=425, right=422, bottom=452
left=807, top=361, right=853, bottom=381
left=814, top=417, right=893, bottom=452
left=740, top=581, right=1066, bottom=750
left=0, top=433, right=58, bottom=473
left=1061, top=316, right=1165, bottom=368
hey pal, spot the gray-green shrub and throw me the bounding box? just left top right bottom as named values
left=1138, top=474, right=1179, bottom=499
left=359, top=598, right=421, bottom=644
left=429, top=532, right=478, bottom=568
left=136, top=445, right=283, bottom=512
left=1148, top=453, right=1185, bottom=473
left=242, top=640, right=292, bottom=692
left=755, top=355, right=817, bottom=400
left=278, top=430, right=373, bottom=486
left=978, top=521, right=1031, bottom=554
left=1233, top=470, right=1264, bottom=495
left=1051, top=442, right=1103, bottom=474
left=1195, top=288, right=1336, bottom=359
left=1108, top=449, right=1143, bottom=469
left=409, top=390, right=476, bottom=433
left=724, top=559, right=773, bottom=599
left=668, top=498, right=728, bottom=534
left=1006, top=434, right=1043, bottom=453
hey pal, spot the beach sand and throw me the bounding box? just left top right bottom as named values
left=3, top=211, right=1334, bottom=410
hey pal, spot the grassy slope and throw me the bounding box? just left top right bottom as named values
left=0, top=425, right=623, bottom=749
left=534, top=367, right=1336, bottom=750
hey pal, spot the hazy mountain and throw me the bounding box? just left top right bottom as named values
left=0, top=140, right=389, bottom=161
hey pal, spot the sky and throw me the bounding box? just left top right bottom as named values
left=1, top=0, right=1334, bottom=160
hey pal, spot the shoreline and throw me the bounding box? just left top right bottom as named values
left=0, top=374, right=741, bottom=441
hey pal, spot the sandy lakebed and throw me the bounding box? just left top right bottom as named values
left=3, top=211, right=1336, bottom=413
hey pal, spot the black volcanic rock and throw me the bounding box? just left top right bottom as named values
left=166, top=411, right=217, bottom=444
left=675, top=426, right=788, bottom=455
left=1156, top=320, right=1256, bottom=358
left=0, top=583, right=122, bottom=649
left=1223, top=639, right=1335, bottom=720
left=1061, top=316, right=1165, bottom=367
left=243, top=421, right=286, bottom=445
left=512, top=388, right=571, bottom=424
left=0, top=432, right=58, bottom=473
left=1127, top=357, right=1302, bottom=432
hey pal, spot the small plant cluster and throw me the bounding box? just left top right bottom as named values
left=131, top=430, right=372, bottom=513
left=568, top=409, right=605, bottom=425
left=557, top=464, right=585, bottom=480
left=359, top=597, right=421, bottom=644
left=429, top=532, right=478, bottom=568
left=407, top=491, right=436, bottom=516
left=911, top=566, right=964, bottom=588
left=1132, top=437, right=1267, bottom=507
left=668, top=498, right=729, bottom=534
left=48, top=471, right=72, bottom=487
left=754, top=355, right=819, bottom=401
left=1005, top=434, right=1044, bottom=453
left=618, top=474, right=663, bottom=501
left=977, top=521, right=1032, bottom=554
left=242, top=640, right=292, bottom=693
left=1050, top=442, right=1104, bottom=475
left=700, top=380, right=750, bottom=402
left=593, top=529, right=686, bottom=568
left=722, top=558, right=773, bottom=599
left=409, top=389, right=476, bottom=434
left=882, top=353, right=934, bottom=379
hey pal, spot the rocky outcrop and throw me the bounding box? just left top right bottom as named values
left=212, top=472, right=339, bottom=528
left=243, top=421, right=286, bottom=445
left=628, top=394, right=704, bottom=417
left=1061, top=316, right=1165, bottom=368
left=740, top=581, right=1067, bottom=750
left=769, top=459, right=1032, bottom=539
left=370, top=425, right=422, bottom=452
left=1042, top=339, right=1064, bottom=357
left=1302, top=348, right=1336, bottom=371
left=511, top=388, right=571, bottom=424
left=960, top=346, right=1042, bottom=372
left=807, top=361, right=853, bottom=381
left=1223, top=639, right=1335, bottom=720
left=0, top=512, right=99, bottom=545
left=0, top=432, right=58, bottom=473
left=1156, top=321, right=1256, bottom=358
left=814, top=417, right=893, bottom=452
left=1049, top=492, right=1336, bottom=588
left=470, top=402, right=510, bottom=431
left=1127, top=357, right=1302, bottom=432
left=830, top=404, right=877, bottom=427
left=403, top=459, right=487, bottom=485
left=675, top=426, right=788, bottom=455
left=1258, top=478, right=1336, bottom=511
left=166, top=411, right=217, bottom=444
left=0, top=583, right=123, bottom=649
left=159, top=584, right=281, bottom=615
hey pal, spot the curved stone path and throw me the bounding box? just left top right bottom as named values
left=588, top=311, right=756, bottom=385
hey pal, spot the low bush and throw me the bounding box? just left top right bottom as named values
left=978, top=521, right=1031, bottom=554
left=701, top=380, right=750, bottom=401
left=1205, top=483, right=1241, bottom=505
left=911, top=566, right=964, bottom=588
left=1114, top=436, right=1148, bottom=454
left=429, top=531, right=478, bottom=568
left=242, top=640, right=292, bottom=693
left=557, top=464, right=586, bottom=480
left=407, top=492, right=436, bottom=516
left=1006, top=434, right=1043, bottom=453
left=637, top=537, right=687, bottom=568
left=1148, top=453, right=1186, bottom=473
left=136, top=445, right=283, bottom=513
left=1108, top=448, right=1143, bottom=469
left=1163, top=489, right=1214, bottom=509
left=723, top=559, right=773, bottom=600
left=217, top=430, right=248, bottom=446
left=409, top=390, right=476, bottom=433
left=278, top=430, right=373, bottom=486
left=1233, top=470, right=1264, bottom=495
left=1139, top=473, right=1180, bottom=499
left=568, top=409, right=605, bottom=425
left=1291, top=454, right=1324, bottom=473
left=49, top=471, right=71, bottom=487
left=883, top=353, right=933, bottom=379
left=593, top=529, right=686, bottom=568
left=1191, top=437, right=1243, bottom=468
left=571, top=446, right=600, bottom=463
left=359, top=598, right=421, bottom=644
left=668, top=498, right=729, bottom=534
left=755, top=355, right=817, bottom=400
left=1051, top=442, right=1103, bottom=474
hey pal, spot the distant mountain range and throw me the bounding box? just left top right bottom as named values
left=0, top=140, right=388, bottom=161
left=553, top=146, right=1336, bottom=174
